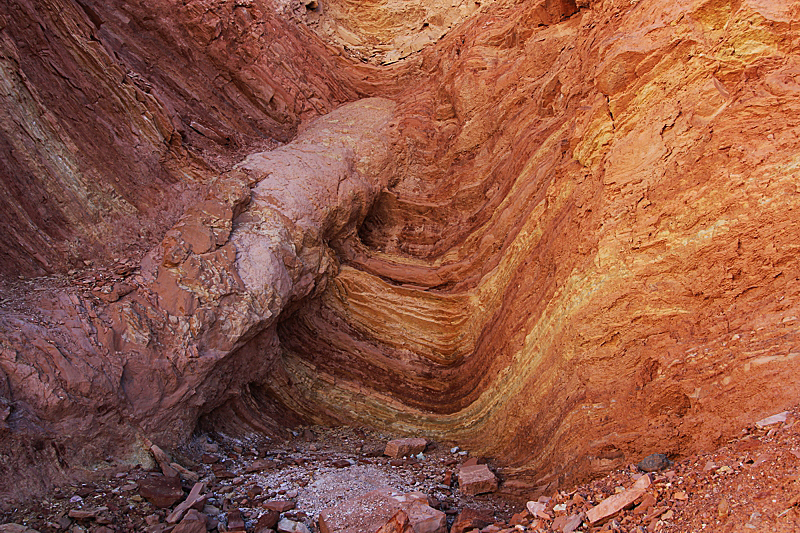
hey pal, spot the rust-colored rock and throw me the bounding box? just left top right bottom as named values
left=586, top=474, right=651, bottom=524
left=256, top=510, right=281, bottom=531
left=172, top=510, right=207, bottom=533
left=451, top=508, right=494, bottom=533
left=137, top=476, right=184, bottom=509
left=385, top=438, right=427, bottom=458
left=458, top=464, right=498, bottom=495
left=2, top=0, right=800, bottom=510
left=375, top=510, right=414, bottom=533
left=263, top=500, right=296, bottom=512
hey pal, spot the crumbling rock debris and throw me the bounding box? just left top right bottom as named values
left=318, top=488, right=445, bottom=533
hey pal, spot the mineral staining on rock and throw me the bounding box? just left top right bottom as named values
left=2, top=0, right=800, bottom=508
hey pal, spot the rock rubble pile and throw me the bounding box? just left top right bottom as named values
left=4, top=409, right=800, bottom=532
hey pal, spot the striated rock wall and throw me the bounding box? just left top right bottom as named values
left=265, top=0, right=800, bottom=494
left=0, top=0, right=382, bottom=278
left=2, top=0, right=800, bottom=505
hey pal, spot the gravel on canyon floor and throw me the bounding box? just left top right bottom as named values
left=3, top=408, right=800, bottom=533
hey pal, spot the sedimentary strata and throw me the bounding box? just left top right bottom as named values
left=2, top=0, right=800, bottom=506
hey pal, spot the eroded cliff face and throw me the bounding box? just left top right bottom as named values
left=2, top=0, right=800, bottom=505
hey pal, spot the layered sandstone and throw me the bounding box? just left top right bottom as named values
left=2, top=0, right=800, bottom=507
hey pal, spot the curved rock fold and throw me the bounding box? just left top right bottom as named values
left=2, top=0, right=800, bottom=506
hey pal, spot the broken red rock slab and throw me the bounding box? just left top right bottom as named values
left=375, top=510, right=413, bottom=533
left=227, top=509, right=246, bottom=532
left=586, top=473, right=651, bottom=524
left=245, top=458, right=278, bottom=472
left=212, top=463, right=236, bottom=479
left=458, top=464, right=498, bottom=495
left=263, top=500, right=296, bottom=512
left=173, top=509, right=207, bottom=533
left=552, top=512, right=583, bottom=533
left=138, top=475, right=184, bottom=508
left=67, top=507, right=108, bottom=519
left=256, top=510, right=280, bottom=530
left=318, top=488, right=445, bottom=533
left=450, top=508, right=494, bottom=533
left=384, top=438, right=428, bottom=458
left=167, top=482, right=207, bottom=524
left=149, top=444, right=180, bottom=479
left=0, top=526, right=42, bottom=533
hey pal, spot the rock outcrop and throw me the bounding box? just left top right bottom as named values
left=3, top=0, right=800, bottom=507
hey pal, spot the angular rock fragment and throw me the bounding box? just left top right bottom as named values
left=756, top=411, right=789, bottom=427
left=167, top=482, right=206, bottom=524
left=150, top=444, right=180, bottom=479
left=0, top=527, right=41, bottom=533
left=277, top=518, right=311, bottom=533
left=458, top=464, right=498, bottom=495
left=586, top=474, right=651, bottom=524
left=227, top=509, right=246, bottom=532
left=633, top=493, right=656, bottom=514
left=637, top=453, right=671, bottom=472
left=376, top=510, right=413, bottom=533
left=256, top=510, right=281, bottom=530
left=201, top=454, right=220, bottom=464
left=138, top=475, right=185, bottom=508
left=526, top=501, right=550, bottom=520
left=212, top=463, right=236, bottom=479
left=385, top=438, right=427, bottom=458
left=68, top=507, right=107, bottom=519
left=451, top=508, right=494, bottom=533
left=246, top=459, right=278, bottom=472
left=172, top=510, right=207, bottom=533
left=263, top=500, right=295, bottom=512
left=555, top=513, right=583, bottom=533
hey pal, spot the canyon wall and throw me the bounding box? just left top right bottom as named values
left=2, top=0, right=800, bottom=505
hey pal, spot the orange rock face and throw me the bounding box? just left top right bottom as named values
left=2, top=0, right=800, bottom=507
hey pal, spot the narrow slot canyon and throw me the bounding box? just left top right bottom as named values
left=1, top=0, right=800, bottom=531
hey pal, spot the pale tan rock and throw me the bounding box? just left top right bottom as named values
left=586, top=474, right=651, bottom=524
left=0, top=526, right=41, bottom=533
left=277, top=519, right=311, bottom=533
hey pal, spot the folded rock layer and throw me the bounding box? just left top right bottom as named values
left=2, top=0, right=800, bottom=504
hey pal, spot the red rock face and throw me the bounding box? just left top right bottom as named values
left=2, top=0, right=800, bottom=508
